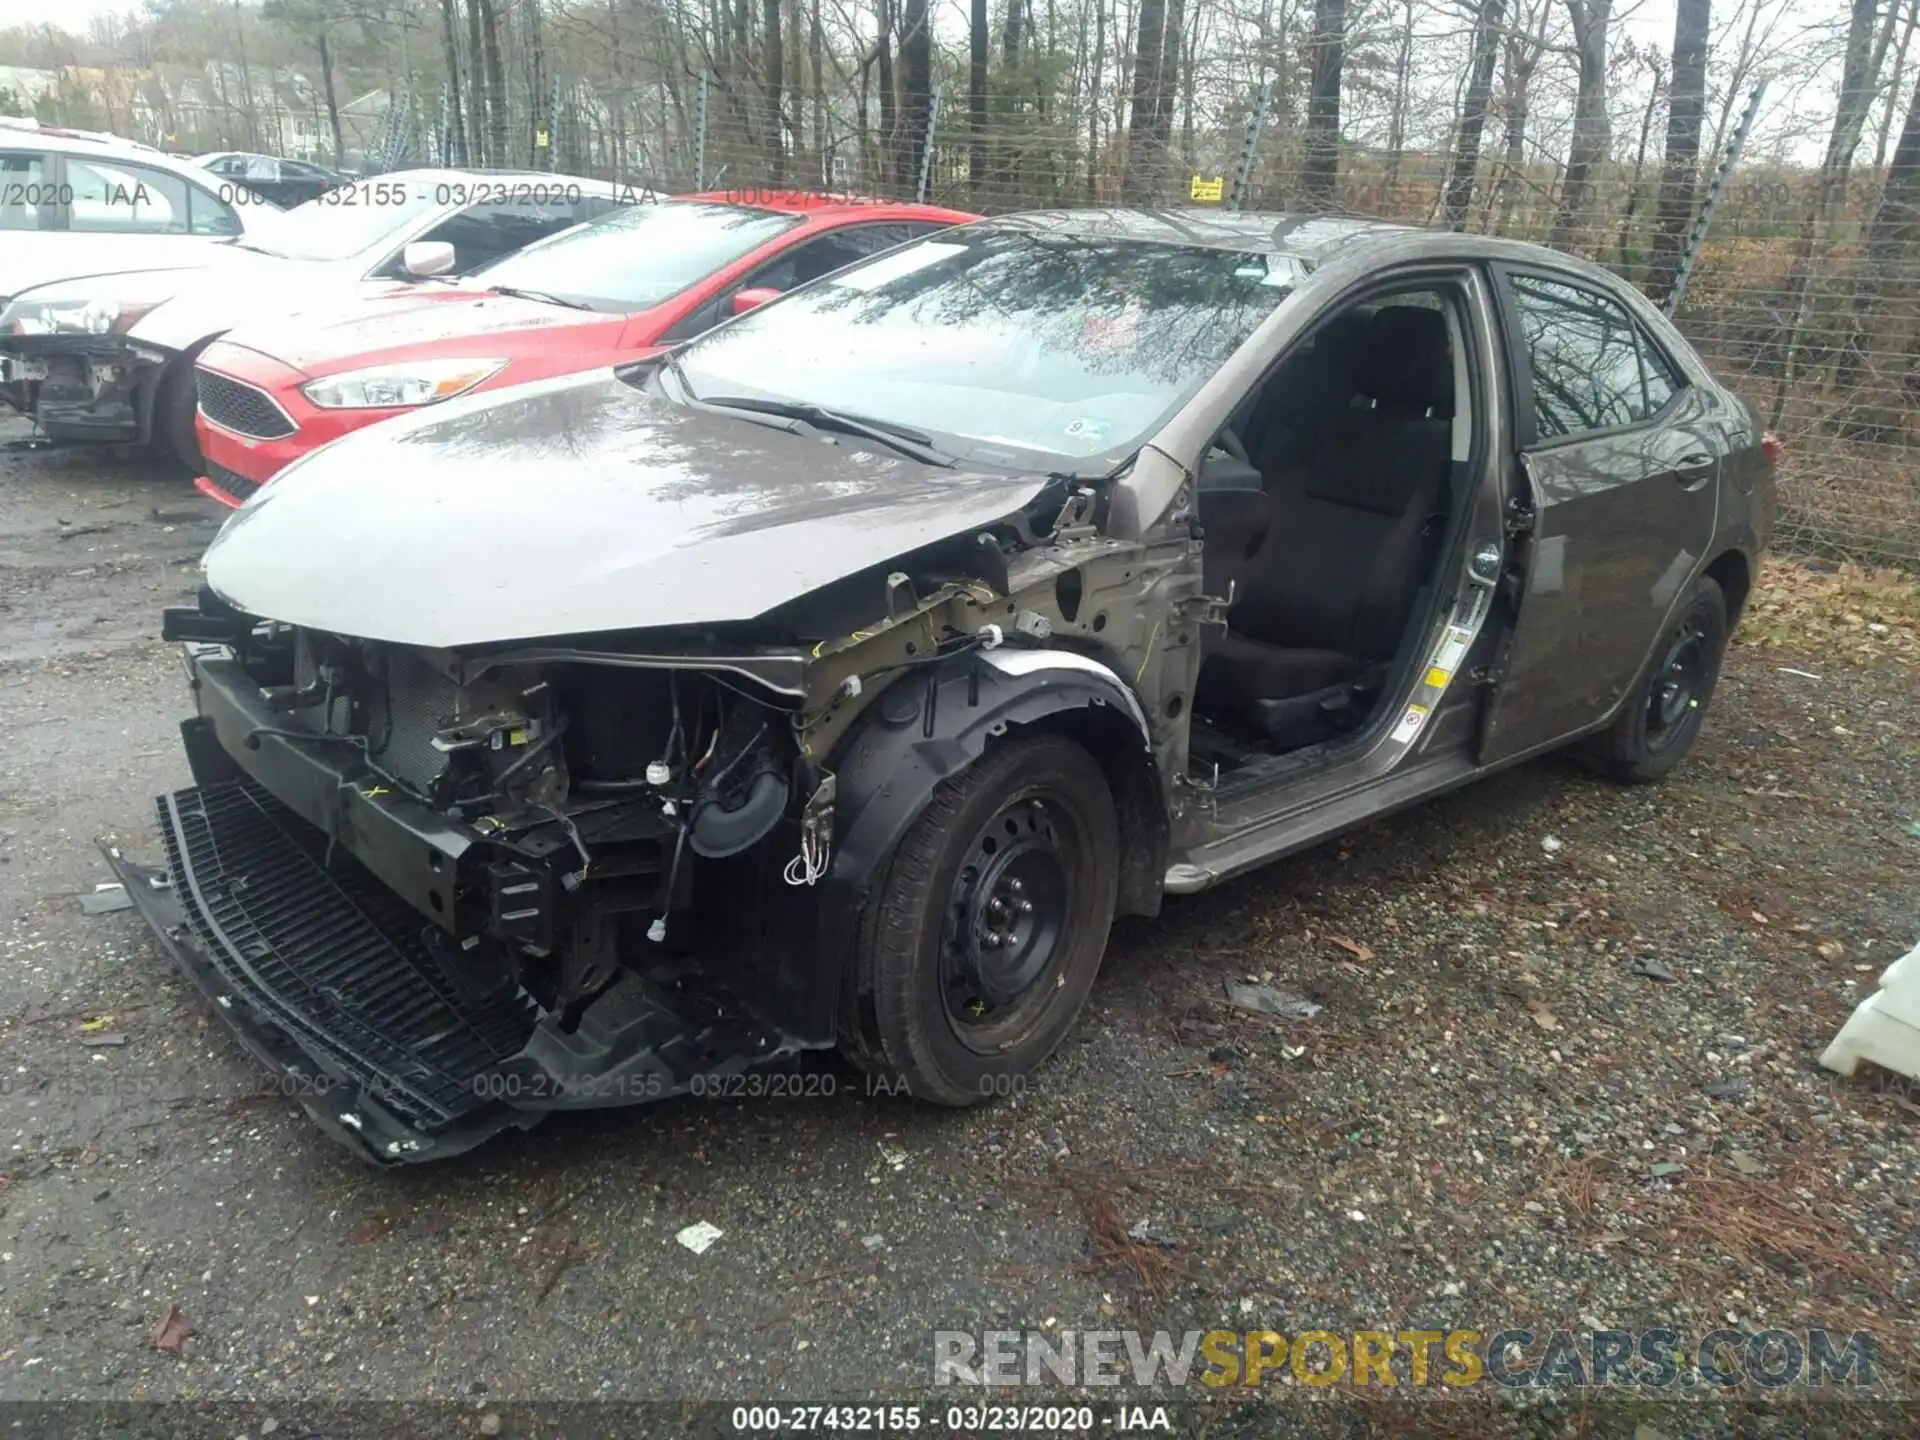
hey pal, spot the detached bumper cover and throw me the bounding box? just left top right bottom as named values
left=107, top=775, right=802, bottom=1164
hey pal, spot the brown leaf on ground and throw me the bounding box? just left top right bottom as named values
left=1527, top=1000, right=1564, bottom=1033
left=1328, top=935, right=1375, bottom=963
left=1739, top=558, right=1920, bottom=664
left=148, top=1305, right=194, bottom=1354
left=346, top=1210, right=399, bottom=1245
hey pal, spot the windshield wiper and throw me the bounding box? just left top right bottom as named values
left=695, top=394, right=955, bottom=467
left=488, top=284, right=593, bottom=311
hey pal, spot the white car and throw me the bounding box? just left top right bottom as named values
left=0, top=124, right=278, bottom=301
left=0, top=168, right=641, bottom=465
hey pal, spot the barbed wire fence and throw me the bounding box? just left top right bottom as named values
left=128, top=54, right=1920, bottom=571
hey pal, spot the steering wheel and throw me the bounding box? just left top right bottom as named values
left=1214, top=427, right=1251, bottom=465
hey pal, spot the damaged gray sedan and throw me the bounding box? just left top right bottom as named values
left=107, top=211, right=1776, bottom=1163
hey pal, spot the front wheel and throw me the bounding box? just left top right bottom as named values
left=841, top=734, right=1120, bottom=1107
left=153, top=360, right=202, bottom=473
left=1582, top=575, right=1728, bottom=783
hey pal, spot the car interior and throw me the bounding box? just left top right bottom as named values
left=1189, top=287, right=1470, bottom=771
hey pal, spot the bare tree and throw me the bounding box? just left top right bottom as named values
left=763, top=0, right=783, bottom=179
left=894, top=0, right=930, bottom=191
left=1873, top=0, right=1920, bottom=169
left=1488, top=0, right=1553, bottom=234
left=968, top=0, right=987, bottom=188
left=1771, top=0, right=1885, bottom=426
left=1300, top=0, right=1346, bottom=206
left=1647, top=0, right=1711, bottom=302
left=1548, top=0, right=1612, bottom=251
left=1442, top=0, right=1506, bottom=229
left=1839, top=57, right=1920, bottom=392
left=1124, top=0, right=1170, bottom=200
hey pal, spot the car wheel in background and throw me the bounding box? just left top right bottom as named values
left=1582, top=576, right=1729, bottom=784
left=841, top=734, right=1120, bottom=1107
left=153, top=356, right=203, bottom=473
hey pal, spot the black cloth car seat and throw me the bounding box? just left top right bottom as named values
left=1197, top=304, right=1456, bottom=742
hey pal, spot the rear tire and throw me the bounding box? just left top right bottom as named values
left=841, top=734, right=1119, bottom=1107
left=1582, top=576, right=1728, bottom=784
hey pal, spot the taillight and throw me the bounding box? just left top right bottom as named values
left=1761, top=430, right=1784, bottom=466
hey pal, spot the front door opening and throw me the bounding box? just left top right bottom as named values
left=1190, top=287, right=1467, bottom=765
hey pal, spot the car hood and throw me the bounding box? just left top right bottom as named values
left=233, top=290, right=607, bottom=375
left=0, top=243, right=245, bottom=306
left=202, top=370, right=1050, bottom=648
left=125, top=253, right=384, bottom=351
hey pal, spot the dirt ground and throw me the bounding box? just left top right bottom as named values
left=0, top=414, right=1915, bottom=1435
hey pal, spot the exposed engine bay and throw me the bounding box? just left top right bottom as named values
left=232, top=621, right=821, bottom=1015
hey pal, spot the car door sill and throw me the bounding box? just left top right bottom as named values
left=1164, top=749, right=1482, bottom=894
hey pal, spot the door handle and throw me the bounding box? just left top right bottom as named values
left=1673, top=453, right=1715, bottom=489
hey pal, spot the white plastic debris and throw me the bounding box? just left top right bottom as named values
left=81, top=883, right=133, bottom=916
left=675, top=1220, right=724, bottom=1255
left=1821, top=935, right=1920, bottom=1083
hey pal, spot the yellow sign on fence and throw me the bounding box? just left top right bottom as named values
left=1190, top=174, right=1225, bottom=203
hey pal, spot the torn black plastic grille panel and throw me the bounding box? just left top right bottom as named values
left=155, top=779, right=539, bottom=1131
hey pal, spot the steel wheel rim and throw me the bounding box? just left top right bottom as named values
left=1646, top=621, right=1707, bottom=751
left=940, top=792, right=1079, bottom=1052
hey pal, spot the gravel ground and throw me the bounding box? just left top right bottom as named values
left=0, top=414, right=1915, bottom=1434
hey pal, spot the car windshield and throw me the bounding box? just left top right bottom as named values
left=470, top=201, right=802, bottom=311
left=674, top=227, right=1302, bottom=471
left=237, top=179, right=443, bottom=260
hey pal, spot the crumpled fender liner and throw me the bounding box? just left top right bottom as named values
left=810, top=646, right=1167, bottom=1042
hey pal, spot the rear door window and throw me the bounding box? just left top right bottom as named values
left=65, top=155, right=240, bottom=236
left=0, top=149, right=53, bottom=232
left=1507, top=273, right=1674, bottom=440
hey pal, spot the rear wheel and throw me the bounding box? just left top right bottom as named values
left=841, top=734, right=1120, bottom=1106
left=1583, top=576, right=1728, bottom=784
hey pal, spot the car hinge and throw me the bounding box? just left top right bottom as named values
left=1174, top=575, right=1236, bottom=631
left=1052, top=486, right=1102, bottom=541
left=1503, top=494, right=1536, bottom=539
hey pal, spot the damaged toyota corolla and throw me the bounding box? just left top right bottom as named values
left=105, top=211, right=1775, bottom=1163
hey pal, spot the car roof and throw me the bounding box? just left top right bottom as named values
left=346, top=167, right=626, bottom=192
left=0, top=122, right=170, bottom=160
left=985, top=208, right=1419, bottom=264
left=677, top=188, right=973, bottom=221
left=981, top=206, right=1667, bottom=295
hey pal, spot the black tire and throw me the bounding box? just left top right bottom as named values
left=841, top=734, right=1120, bottom=1107
left=1582, top=576, right=1728, bottom=784
left=153, top=361, right=202, bottom=472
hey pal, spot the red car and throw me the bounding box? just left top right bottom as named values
left=192, top=191, right=977, bottom=505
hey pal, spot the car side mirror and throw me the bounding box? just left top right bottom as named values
left=732, top=286, right=781, bottom=316
left=402, top=241, right=456, bottom=278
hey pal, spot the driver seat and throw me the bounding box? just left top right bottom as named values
left=1197, top=304, right=1455, bottom=743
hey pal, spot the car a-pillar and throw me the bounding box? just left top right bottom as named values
left=816, top=648, right=1169, bottom=1106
